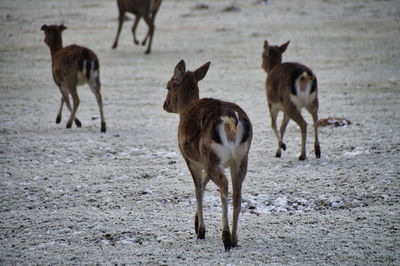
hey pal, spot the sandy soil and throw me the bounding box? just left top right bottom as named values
left=1, top=0, right=400, bottom=264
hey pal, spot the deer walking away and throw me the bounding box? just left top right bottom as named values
left=262, top=40, right=321, bottom=160
left=112, top=0, right=162, bottom=54
left=163, top=60, right=253, bottom=250
left=41, top=24, right=106, bottom=133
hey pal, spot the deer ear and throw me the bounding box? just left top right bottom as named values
left=279, top=40, right=290, bottom=53
left=41, top=24, right=48, bottom=32
left=174, top=60, right=186, bottom=82
left=264, top=40, right=269, bottom=50
left=59, top=24, right=67, bottom=32
left=194, top=62, right=210, bottom=82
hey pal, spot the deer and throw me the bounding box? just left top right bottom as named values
left=163, top=60, right=253, bottom=251
left=111, top=0, right=163, bottom=54
left=261, top=40, right=321, bottom=160
left=41, top=24, right=106, bottom=133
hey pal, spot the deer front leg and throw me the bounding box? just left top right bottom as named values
left=59, top=86, right=81, bottom=128
left=194, top=170, right=210, bottom=238
left=286, top=103, right=307, bottom=160
left=112, top=11, right=125, bottom=49
left=269, top=105, right=284, bottom=157
left=66, top=88, right=80, bottom=129
left=186, top=161, right=206, bottom=239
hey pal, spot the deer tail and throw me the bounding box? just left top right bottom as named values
left=79, top=49, right=100, bottom=88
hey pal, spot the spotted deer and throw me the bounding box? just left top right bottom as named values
left=261, top=40, right=320, bottom=160
left=41, top=24, right=106, bottom=133
left=163, top=60, right=252, bottom=250
left=111, top=0, right=162, bottom=54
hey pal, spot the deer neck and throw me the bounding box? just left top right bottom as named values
left=48, top=37, right=63, bottom=57
left=178, top=89, right=199, bottom=114
left=266, top=60, right=281, bottom=73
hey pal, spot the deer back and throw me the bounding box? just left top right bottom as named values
left=118, top=0, right=162, bottom=15
left=52, top=45, right=99, bottom=87
left=267, top=62, right=317, bottom=104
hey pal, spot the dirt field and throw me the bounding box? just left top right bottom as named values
left=1, top=0, right=399, bottom=264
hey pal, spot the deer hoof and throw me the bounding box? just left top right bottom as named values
left=299, top=154, right=306, bottom=160
left=194, top=215, right=199, bottom=234
left=280, top=142, right=286, bottom=150
left=315, top=145, right=321, bottom=158
left=275, top=151, right=281, bottom=158
left=145, top=50, right=151, bottom=55
left=56, top=116, right=61, bottom=124
left=101, top=122, right=106, bottom=133
left=75, top=119, right=81, bottom=128
left=197, top=227, right=205, bottom=239
left=222, top=230, right=232, bottom=251
left=231, top=235, right=238, bottom=247
left=66, top=122, right=72, bottom=128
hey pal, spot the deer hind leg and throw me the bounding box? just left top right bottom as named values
left=269, top=105, right=284, bottom=157
left=112, top=11, right=125, bottom=49
left=56, top=97, right=64, bottom=124
left=230, top=156, right=248, bottom=248
left=207, top=166, right=231, bottom=251
left=89, top=79, right=106, bottom=133
left=66, top=87, right=80, bottom=129
left=306, top=105, right=321, bottom=158
left=279, top=113, right=290, bottom=151
left=142, top=15, right=155, bottom=54
left=131, top=15, right=141, bottom=45
left=186, top=161, right=206, bottom=239
left=59, top=86, right=81, bottom=128
left=285, top=103, right=307, bottom=160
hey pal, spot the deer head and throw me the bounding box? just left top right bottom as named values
left=261, top=40, right=290, bottom=73
left=163, top=60, right=210, bottom=113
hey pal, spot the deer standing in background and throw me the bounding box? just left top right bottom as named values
left=112, top=0, right=162, bottom=54
left=163, top=60, right=252, bottom=251
left=41, top=24, right=106, bottom=133
left=262, top=40, right=320, bottom=160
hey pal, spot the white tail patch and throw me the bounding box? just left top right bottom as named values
left=295, top=71, right=314, bottom=95
left=291, top=71, right=316, bottom=108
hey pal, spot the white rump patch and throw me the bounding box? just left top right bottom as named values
left=212, top=117, right=250, bottom=169
left=291, top=71, right=317, bottom=109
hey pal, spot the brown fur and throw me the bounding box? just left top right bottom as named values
left=41, top=24, right=106, bottom=133
left=163, top=60, right=252, bottom=250
left=111, top=0, right=162, bottom=54
left=262, top=40, right=320, bottom=160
